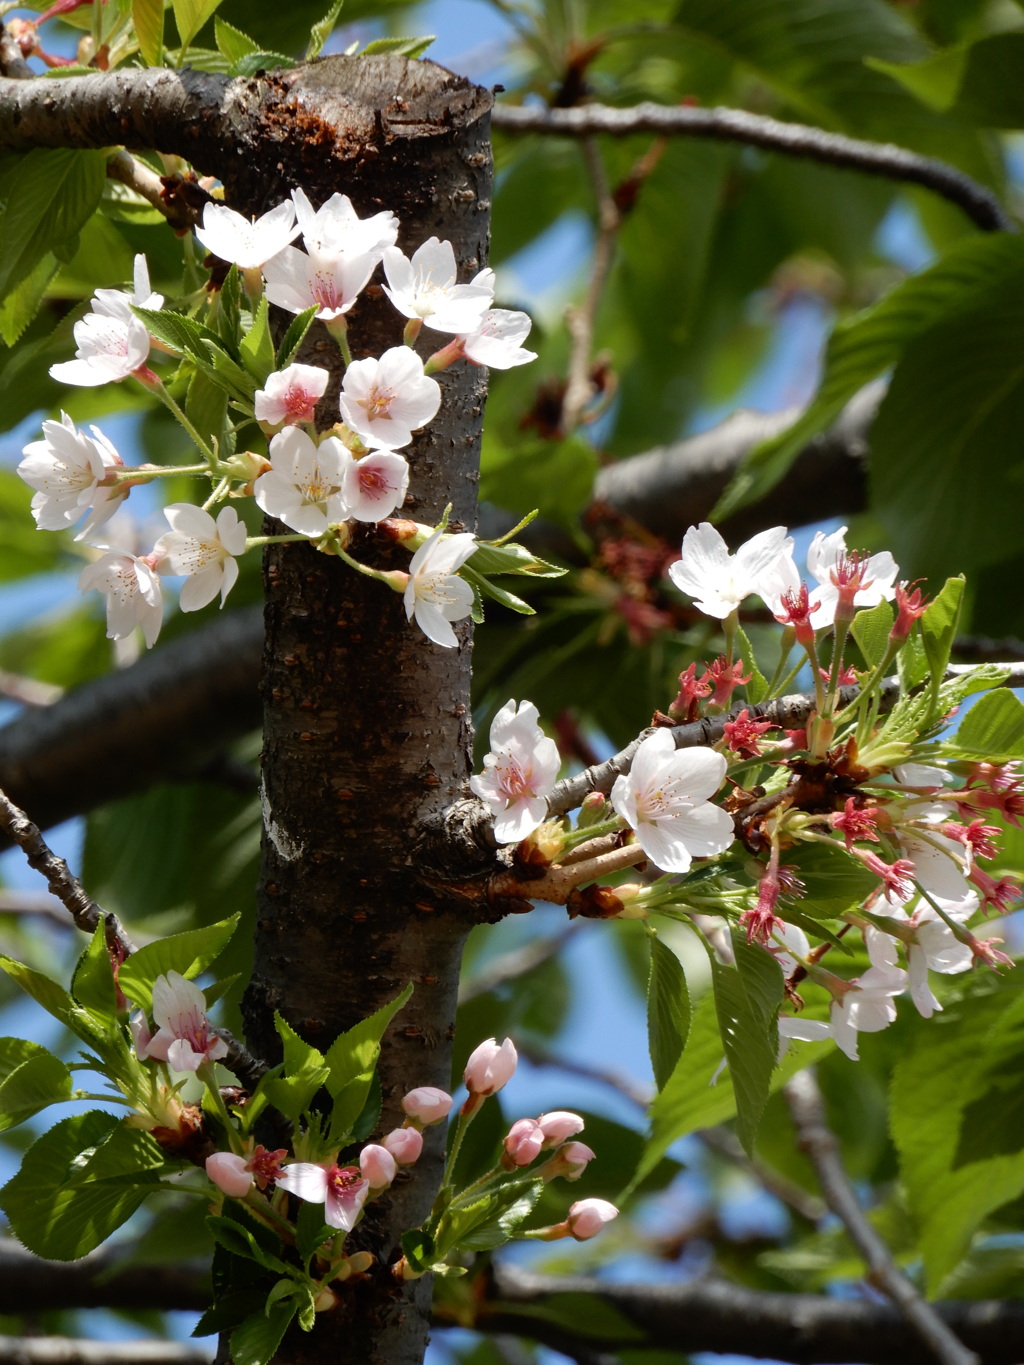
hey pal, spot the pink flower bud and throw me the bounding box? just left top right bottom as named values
left=206, top=1152, right=253, bottom=1199
left=539, top=1141, right=596, bottom=1182
left=567, top=1197, right=618, bottom=1240
left=359, top=1144, right=397, bottom=1190
left=401, top=1086, right=453, bottom=1126
left=382, top=1126, right=423, bottom=1165
left=503, top=1118, right=544, bottom=1167
left=464, top=1037, right=517, bottom=1096
left=537, top=1111, right=585, bottom=1146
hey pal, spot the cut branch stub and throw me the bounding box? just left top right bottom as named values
left=229, top=57, right=491, bottom=1365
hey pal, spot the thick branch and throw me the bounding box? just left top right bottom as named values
left=485, top=1265, right=1024, bottom=1365
left=0, top=1241, right=209, bottom=1312
left=784, top=1070, right=978, bottom=1365
left=491, top=103, right=1013, bottom=233
left=0, top=1341, right=208, bottom=1364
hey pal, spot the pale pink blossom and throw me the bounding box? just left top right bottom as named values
left=540, top=1141, right=596, bottom=1182
left=264, top=244, right=381, bottom=321
left=254, top=364, right=329, bottom=427
left=805, top=526, right=899, bottom=629
left=274, top=1162, right=369, bottom=1232
left=403, top=528, right=476, bottom=648
left=504, top=1118, right=544, bottom=1167
left=611, top=728, right=734, bottom=873
left=206, top=1152, right=254, bottom=1198
left=871, top=894, right=976, bottom=1018
left=153, top=504, right=247, bottom=611
left=464, top=1037, right=517, bottom=1096
left=537, top=1111, right=585, bottom=1146
left=78, top=551, right=163, bottom=648
left=19, top=413, right=125, bottom=536
left=50, top=255, right=162, bottom=387
left=470, top=699, right=560, bottom=843
left=339, top=347, right=441, bottom=451
left=342, top=449, right=410, bottom=523
left=567, top=1198, right=618, bottom=1240
left=254, top=428, right=348, bottom=536
left=828, top=933, right=908, bottom=1061
left=194, top=200, right=299, bottom=270
left=382, top=1127, right=423, bottom=1164
left=292, top=188, right=398, bottom=259
left=461, top=309, right=536, bottom=369
left=135, top=970, right=228, bottom=1072
left=668, top=523, right=794, bottom=620
left=401, top=1086, right=453, bottom=1125
left=382, top=237, right=494, bottom=334
left=359, top=1144, right=397, bottom=1189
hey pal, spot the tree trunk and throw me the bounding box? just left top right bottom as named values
left=234, top=56, right=492, bottom=1365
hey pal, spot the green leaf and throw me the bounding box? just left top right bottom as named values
left=783, top=841, right=879, bottom=918
left=0, top=955, right=78, bottom=1032
left=239, top=295, right=276, bottom=383
left=323, top=983, right=413, bottom=1136
left=866, top=46, right=968, bottom=112
left=944, top=689, right=1024, bottom=763
left=735, top=624, right=768, bottom=704
left=0, top=149, right=107, bottom=304
left=0, top=1038, right=72, bottom=1132
left=647, top=933, right=690, bottom=1092
left=461, top=566, right=535, bottom=617
left=359, top=35, right=435, bottom=58
left=850, top=600, right=893, bottom=668
left=714, top=235, right=1024, bottom=520
left=880, top=663, right=1009, bottom=746
left=711, top=933, right=783, bottom=1155
left=306, top=0, right=344, bottom=60
left=71, top=922, right=118, bottom=1019
left=0, top=1112, right=166, bottom=1259
left=187, top=367, right=229, bottom=447
left=172, top=0, right=225, bottom=50
left=275, top=306, right=318, bottom=369
left=259, top=1015, right=330, bottom=1121
left=0, top=252, right=58, bottom=347
left=401, top=1228, right=435, bottom=1275
left=117, top=914, right=240, bottom=1012
left=919, top=577, right=964, bottom=690
left=481, top=434, right=598, bottom=531
left=132, top=305, right=226, bottom=360
left=230, top=1300, right=297, bottom=1365
left=207, top=1215, right=290, bottom=1273
left=295, top=1200, right=334, bottom=1261
left=133, top=0, right=165, bottom=65
left=468, top=541, right=566, bottom=580
left=435, top=1178, right=545, bottom=1257
left=215, top=14, right=258, bottom=62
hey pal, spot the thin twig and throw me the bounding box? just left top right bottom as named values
left=0, top=1339, right=210, bottom=1364
left=0, top=669, right=61, bottom=707
left=106, top=148, right=190, bottom=229
left=0, top=889, right=77, bottom=930
left=561, top=137, right=620, bottom=433
left=492, top=841, right=647, bottom=903
left=515, top=1036, right=653, bottom=1110
left=784, top=1069, right=979, bottom=1365
left=491, top=101, right=1013, bottom=234
left=0, top=23, right=33, bottom=79
left=699, top=1125, right=826, bottom=1225
left=458, top=928, right=578, bottom=1004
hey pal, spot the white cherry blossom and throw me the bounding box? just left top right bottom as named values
left=382, top=237, right=494, bottom=334
left=668, top=522, right=794, bottom=620
left=871, top=893, right=976, bottom=1018
left=133, top=970, right=228, bottom=1073
left=895, top=800, right=975, bottom=904
left=461, top=309, right=537, bottom=369
left=264, top=243, right=381, bottom=321
left=610, top=728, right=734, bottom=873
left=92, top=253, right=164, bottom=323
left=78, top=550, right=163, bottom=648
left=805, top=526, right=899, bottom=629
left=254, top=364, right=329, bottom=427
left=19, top=413, right=125, bottom=536
left=153, top=504, right=247, bottom=611
left=470, top=699, right=561, bottom=843
left=254, top=428, right=349, bottom=536
left=50, top=312, right=151, bottom=387
left=292, top=187, right=398, bottom=258
left=828, top=931, right=907, bottom=1060
left=275, top=1162, right=368, bottom=1232
left=194, top=200, right=299, bottom=270
left=403, top=528, right=476, bottom=648
left=342, top=449, right=409, bottom=523
left=339, top=346, right=441, bottom=450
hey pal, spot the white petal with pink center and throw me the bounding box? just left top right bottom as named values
left=78, top=551, right=163, bottom=648
left=50, top=311, right=152, bottom=387
left=828, top=932, right=907, bottom=1060
left=382, top=237, right=494, bottom=334
left=669, top=522, right=795, bottom=620
left=806, top=526, right=899, bottom=629
left=254, top=429, right=348, bottom=536
left=461, top=309, right=537, bottom=369
left=340, top=346, right=441, bottom=451
left=263, top=244, right=381, bottom=321
left=470, top=699, right=560, bottom=843
left=610, top=728, right=733, bottom=873
left=153, top=504, right=247, bottom=611
left=292, top=188, right=398, bottom=259
left=19, top=413, right=125, bottom=536
left=141, top=970, right=228, bottom=1072
left=342, top=449, right=409, bottom=523
left=254, top=364, right=329, bottom=427
left=403, top=528, right=477, bottom=648
left=194, top=200, right=299, bottom=270
left=275, top=1162, right=369, bottom=1232
left=872, top=891, right=975, bottom=1018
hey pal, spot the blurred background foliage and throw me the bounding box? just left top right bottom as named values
left=3, top=0, right=1024, bottom=1361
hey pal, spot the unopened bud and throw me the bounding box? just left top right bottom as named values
left=539, top=1141, right=596, bottom=1182
left=221, top=451, right=272, bottom=484
left=314, top=1286, right=338, bottom=1311
left=464, top=1037, right=517, bottom=1097
left=517, top=819, right=566, bottom=867
left=503, top=1118, right=544, bottom=1168
left=401, top=1086, right=453, bottom=1126
left=577, top=791, right=611, bottom=827
left=537, top=1112, right=585, bottom=1147
left=383, top=1126, right=423, bottom=1165
left=205, top=1151, right=253, bottom=1199
left=567, top=1197, right=618, bottom=1240
left=377, top=517, right=421, bottom=543
left=359, top=1143, right=397, bottom=1189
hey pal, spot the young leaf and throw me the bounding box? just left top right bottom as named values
left=214, top=15, right=258, bottom=62
left=117, top=914, right=240, bottom=1011
left=461, top=566, right=535, bottom=617
left=710, top=933, right=783, bottom=1154
left=850, top=599, right=893, bottom=668
left=172, top=0, right=224, bottom=52
left=0, top=1037, right=72, bottom=1132
left=944, top=688, right=1024, bottom=762
left=259, top=1014, right=330, bottom=1121
left=207, top=1215, right=291, bottom=1273
left=133, top=0, right=164, bottom=65
left=434, top=1177, right=545, bottom=1256
left=132, top=305, right=226, bottom=360
left=275, top=306, right=318, bottom=369
left=359, top=35, right=436, bottom=59
left=230, top=1300, right=297, bottom=1365
left=919, top=576, right=964, bottom=686
left=0, top=149, right=107, bottom=304
left=71, top=921, right=118, bottom=1019
left=239, top=295, right=276, bottom=383
left=467, top=541, right=566, bottom=579
left=324, top=983, right=413, bottom=1138
left=735, top=624, right=768, bottom=704
left=306, top=0, right=344, bottom=60
left=647, top=933, right=690, bottom=1091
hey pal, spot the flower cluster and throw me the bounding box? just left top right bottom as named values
left=27, top=190, right=538, bottom=651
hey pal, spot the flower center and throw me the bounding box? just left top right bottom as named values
left=326, top=1165, right=363, bottom=1199
left=358, top=466, right=391, bottom=496
left=497, top=755, right=533, bottom=802
left=284, top=387, right=318, bottom=420
left=360, top=386, right=396, bottom=422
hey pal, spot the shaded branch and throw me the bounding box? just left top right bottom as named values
left=491, top=102, right=1013, bottom=233
left=0, top=1340, right=209, bottom=1363
left=484, top=1264, right=1024, bottom=1365
left=784, top=1070, right=978, bottom=1365
left=0, top=1242, right=209, bottom=1313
